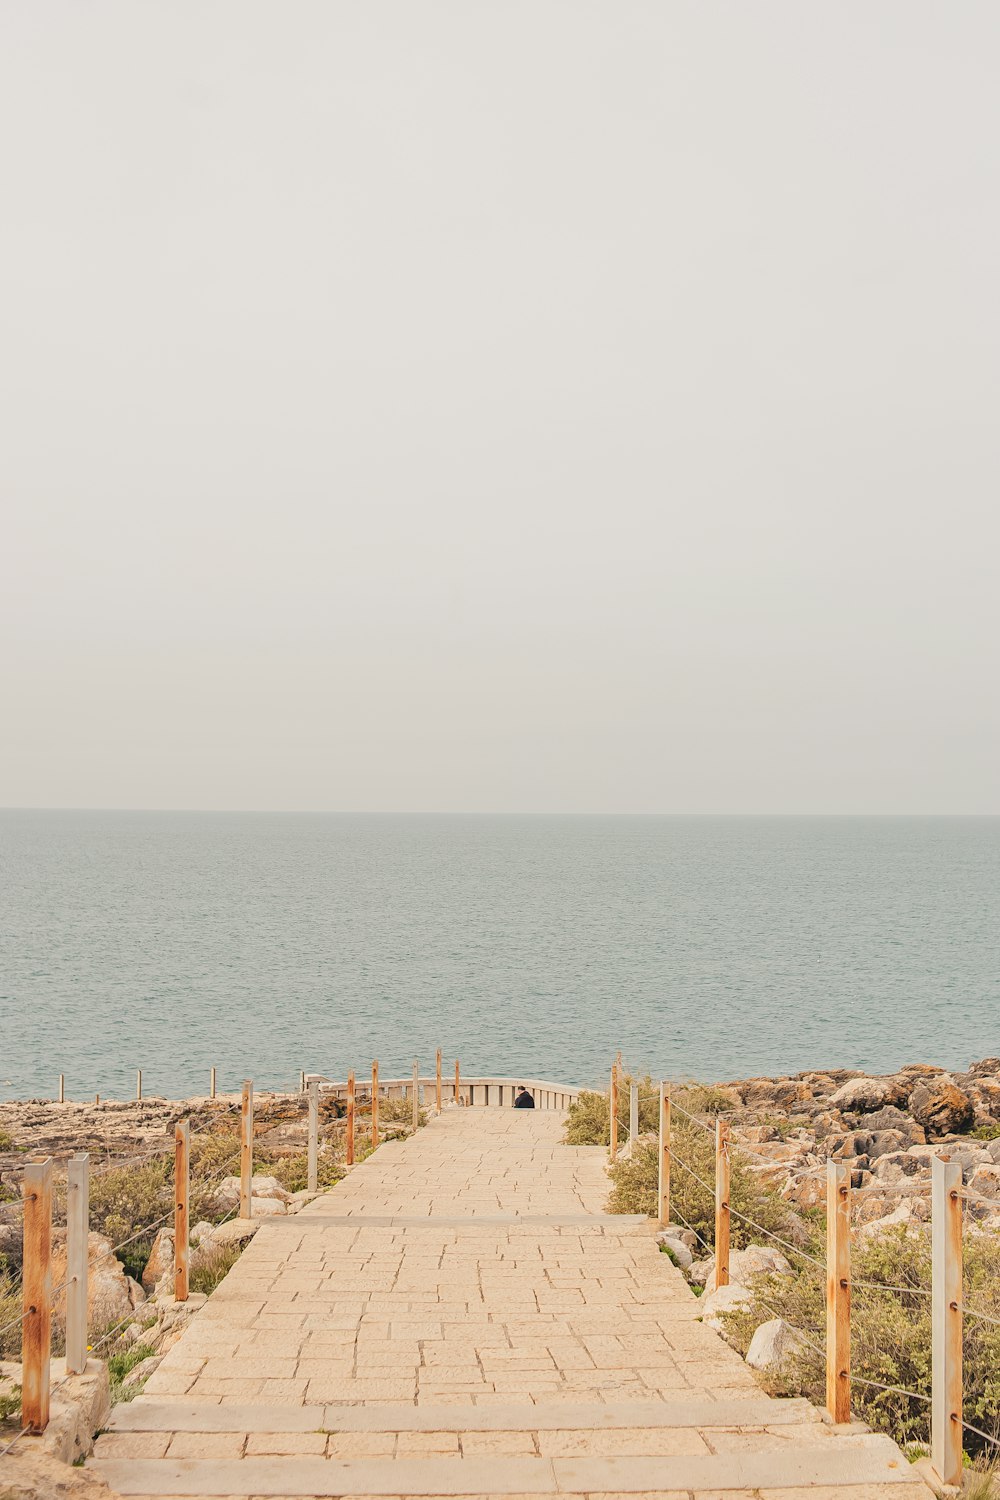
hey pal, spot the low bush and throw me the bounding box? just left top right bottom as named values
left=0, top=1129, right=16, bottom=1152
left=0, top=1271, right=21, bottom=1359
left=721, top=1226, right=1000, bottom=1458
left=189, top=1243, right=242, bottom=1296
left=105, top=1340, right=157, bottom=1405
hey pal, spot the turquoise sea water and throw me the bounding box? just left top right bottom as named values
left=1, top=812, right=998, bottom=1101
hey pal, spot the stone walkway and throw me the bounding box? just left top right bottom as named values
left=91, top=1109, right=932, bottom=1500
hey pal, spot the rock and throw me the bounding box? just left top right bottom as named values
left=656, top=1234, right=693, bottom=1268
left=746, top=1316, right=806, bottom=1371
left=967, top=1164, right=1000, bottom=1204
left=209, top=1176, right=242, bottom=1214
left=704, top=1243, right=792, bottom=1293
left=0, top=1450, right=116, bottom=1498
left=865, top=1106, right=926, bottom=1145
left=699, top=1281, right=753, bottom=1329
left=829, top=1077, right=905, bottom=1113
left=205, top=1218, right=258, bottom=1247
left=51, top=1233, right=143, bottom=1330
left=687, top=1258, right=713, bottom=1287
left=873, top=1150, right=927, bottom=1184
left=250, top=1174, right=292, bottom=1203
left=909, top=1077, right=974, bottom=1137
left=249, top=1196, right=286, bottom=1216
left=141, top=1227, right=174, bottom=1290
left=120, top=1353, right=162, bottom=1392
left=190, top=1220, right=215, bottom=1245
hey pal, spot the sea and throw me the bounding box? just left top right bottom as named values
left=1, top=811, right=997, bottom=1102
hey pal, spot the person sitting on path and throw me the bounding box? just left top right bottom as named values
left=514, top=1087, right=535, bottom=1108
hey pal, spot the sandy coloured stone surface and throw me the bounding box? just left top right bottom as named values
left=90, top=1109, right=934, bottom=1499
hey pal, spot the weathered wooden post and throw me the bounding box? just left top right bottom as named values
left=58, top=1074, right=65, bottom=1104
left=629, top=1083, right=638, bottom=1151
left=65, top=1153, right=89, bottom=1374
left=657, top=1084, right=671, bottom=1226
left=210, top=1066, right=216, bottom=1099
left=136, top=1069, right=142, bottom=1102
left=826, top=1158, right=852, bottom=1423
left=436, top=1048, right=442, bottom=1113
left=346, top=1070, right=356, bottom=1165
left=371, top=1061, right=379, bottom=1149
left=174, top=1119, right=190, bottom=1302
left=306, top=1078, right=319, bottom=1192
left=931, top=1156, right=963, bottom=1487
left=239, top=1079, right=254, bottom=1220
left=715, top=1120, right=731, bottom=1288
left=299, top=1070, right=306, bottom=1093
left=22, top=1159, right=53, bottom=1433
left=412, top=1059, right=420, bottom=1131
left=455, top=1058, right=460, bottom=1104
left=609, top=1064, right=619, bottom=1159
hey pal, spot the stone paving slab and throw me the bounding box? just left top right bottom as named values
left=110, top=1397, right=819, bottom=1434
left=92, top=1435, right=924, bottom=1496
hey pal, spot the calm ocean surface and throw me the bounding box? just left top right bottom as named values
left=1, top=812, right=998, bottom=1101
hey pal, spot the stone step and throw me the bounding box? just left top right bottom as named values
left=90, top=1433, right=924, bottom=1497
left=110, top=1395, right=820, bottom=1434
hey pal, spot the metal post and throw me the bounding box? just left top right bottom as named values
left=931, top=1156, right=963, bottom=1487
left=346, top=1070, right=355, bottom=1165
left=22, top=1159, right=53, bottom=1433
left=826, top=1158, right=851, bottom=1423
left=715, top=1119, right=731, bottom=1289
left=307, top=1078, right=319, bottom=1191
left=174, top=1120, right=190, bottom=1302
left=136, top=1069, right=142, bottom=1102
left=210, top=1066, right=216, bottom=1099
left=658, top=1084, right=671, bottom=1226
left=412, top=1059, right=419, bottom=1131
left=240, top=1079, right=253, bottom=1219
left=58, top=1074, right=65, bottom=1104
left=609, top=1065, right=618, bottom=1159
left=65, top=1153, right=89, bottom=1374
left=629, top=1083, right=638, bottom=1152
left=436, top=1048, right=442, bottom=1113
left=371, top=1061, right=379, bottom=1149
left=455, top=1058, right=460, bottom=1104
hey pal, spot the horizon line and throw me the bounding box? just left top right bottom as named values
left=2, top=807, right=998, bottom=819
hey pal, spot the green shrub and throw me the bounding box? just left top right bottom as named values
left=189, top=1244, right=242, bottom=1296
left=721, top=1227, right=1000, bottom=1458
left=0, top=1129, right=15, bottom=1151
left=89, top=1157, right=172, bottom=1282
left=105, top=1340, right=157, bottom=1405
left=378, top=1097, right=426, bottom=1127
left=0, top=1272, right=20, bottom=1359
left=607, top=1125, right=800, bottom=1253
left=970, top=1122, right=1000, bottom=1141
left=565, top=1076, right=736, bottom=1148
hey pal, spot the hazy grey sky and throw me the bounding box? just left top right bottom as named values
left=2, top=3, right=998, bottom=813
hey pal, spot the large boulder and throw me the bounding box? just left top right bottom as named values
left=210, top=1173, right=292, bottom=1215
left=51, top=1233, right=144, bottom=1329
left=704, top=1243, right=792, bottom=1294
left=829, top=1077, right=905, bottom=1113
left=746, top=1316, right=806, bottom=1372
left=699, top=1281, right=753, bottom=1329
left=909, top=1077, right=975, bottom=1137
left=142, top=1227, right=174, bottom=1290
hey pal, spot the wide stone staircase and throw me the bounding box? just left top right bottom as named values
left=89, top=1109, right=933, bottom=1500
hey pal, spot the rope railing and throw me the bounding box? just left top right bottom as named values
left=602, top=1061, right=1000, bottom=1488
left=0, top=1050, right=468, bottom=1453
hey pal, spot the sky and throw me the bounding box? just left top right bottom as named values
left=2, top=3, right=998, bottom=814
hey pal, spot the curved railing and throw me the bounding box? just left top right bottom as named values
left=307, top=1073, right=582, bottom=1111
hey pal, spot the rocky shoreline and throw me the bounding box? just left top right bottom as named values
left=704, top=1057, right=1000, bottom=1230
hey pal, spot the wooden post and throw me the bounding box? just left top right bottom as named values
left=657, top=1084, right=671, bottom=1226
left=629, top=1083, right=638, bottom=1150
left=609, top=1065, right=618, bottom=1159
left=931, top=1156, right=962, bottom=1487
left=412, top=1059, right=419, bottom=1131
left=239, top=1079, right=253, bottom=1220
left=22, top=1159, right=53, bottom=1433
left=826, top=1158, right=851, bottom=1424
left=58, top=1074, right=65, bottom=1104
left=715, top=1120, right=731, bottom=1289
left=455, top=1058, right=460, bottom=1104
left=346, top=1070, right=356, bottom=1166
left=65, top=1153, right=89, bottom=1374
left=174, top=1119, right=190, bottom=1302
left=371, top=1061, right=379, bottom=1149
left=299, top=1070, right=306, bottom=1092
left=436, top=1048, right=442, bottom=1113
left=136, top=1069, right=142, bottom=1102
left=307, top=1078, right=319, bottom=1192
left=94, top=1094, right=100, bottom=1105
left=210, top=1066, right=216, bottom=1099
